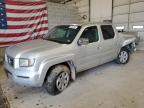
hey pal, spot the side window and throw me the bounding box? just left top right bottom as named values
left=80, top=26, right=99, bottom=43
left=101, top=25, right=115, bottom=40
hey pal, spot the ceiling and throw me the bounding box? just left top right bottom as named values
left=47, top=0, right=73, bottom=4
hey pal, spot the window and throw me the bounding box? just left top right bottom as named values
left=133, top=26, right=143, bottom=29
left=47, top=25, right=81, bottom=44
left=80, top=26, right=99, bottom=43
left=101, top=25, right=115, bottom=40
left=116, top=26, right=124, bottom=30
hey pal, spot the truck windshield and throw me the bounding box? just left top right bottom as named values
left=47, top=25, right=81, bottom=44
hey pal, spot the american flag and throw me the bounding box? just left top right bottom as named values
left=0, top=0, right=48, bottom=46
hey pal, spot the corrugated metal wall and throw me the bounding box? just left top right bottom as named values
left=48, top=2, right=81, bottom=29
left=90, top=0, right=112, bottom=22
left=67, top=0, right=112, bottom=23
left=113, top=0, right=144, bottom=50
left=66, top=0, right=90, bottom=23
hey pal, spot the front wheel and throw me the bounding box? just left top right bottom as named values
left=116, top=48, right=129, bottom=64
left=44, top=65, right=70, bottom=95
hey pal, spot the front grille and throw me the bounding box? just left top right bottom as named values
left=7, top=56, right=14, bottom=67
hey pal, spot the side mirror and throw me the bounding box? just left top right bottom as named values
left=78, top=38, right=89, bottom=46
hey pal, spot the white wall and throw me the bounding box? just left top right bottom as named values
left=113, top=0, right=144, bottom=50
left=76, top=0, right=89, bottom=22
left=90, top=0, right=112, bottom=22
left=47, top=2, right=81, bottom=29
left=67, top=0, right=112, bottom=23
left=67, top=0, right=90, bottom=23
left=113, top=0, right=144, bottom=31
left=113, top=0, right=129, bottom=31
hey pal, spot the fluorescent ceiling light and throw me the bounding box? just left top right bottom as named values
left=116, top=26, right=124, bottom=30
left=133, top=26, right=143, bottom=29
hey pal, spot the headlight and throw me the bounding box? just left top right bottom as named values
left=5, top=54, right=8, bottom=62
left=19, top=58, right=35, bottom=67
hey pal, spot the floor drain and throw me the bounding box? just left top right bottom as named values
left=0, top=85, right=10, bottom=108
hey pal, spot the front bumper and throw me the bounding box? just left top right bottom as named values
left=4, top=62, right=43, bottom=87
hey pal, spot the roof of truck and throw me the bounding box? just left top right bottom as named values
left=69, top=22, right=113, bottom=28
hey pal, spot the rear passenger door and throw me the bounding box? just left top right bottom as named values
left=99, top=25, right=118, bottom=64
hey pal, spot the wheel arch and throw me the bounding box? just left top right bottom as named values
left=121, top=43, right=133, bottom=54
left=43, top=60, right=76, bottom=85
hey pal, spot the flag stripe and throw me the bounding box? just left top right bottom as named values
left=8, top=20, right=48, bottom=29
left=6, top=7, right=47, bottom=13
left=5, top=0, right=46, bottom=6
left=7, top=17, right=48, bottom=25
left=0, top=38, right=32, bottom=46
left=0, top=27, right=48, bottom=37
left=0, top=23, right=48, bottom=33
left=7, top=10, right=48, bottom=18
left=7, top=14, right=48, bottom=21
left=0, top=31, right=48, bottom=42
left=0, top=36, right=45, bottom=46
left=6, top=4, right=47, bottom=10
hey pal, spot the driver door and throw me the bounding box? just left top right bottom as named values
left=76, top=26, right=101, bottom=71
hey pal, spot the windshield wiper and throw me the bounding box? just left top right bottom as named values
left=47, top=39, right=65, bottom=44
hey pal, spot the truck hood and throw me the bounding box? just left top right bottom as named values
left=6, top=39, right=66, bottom=58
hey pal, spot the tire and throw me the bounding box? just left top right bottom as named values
left=45, top=65, right=70, bottom=95
left=115, top=48, right=129, bottom=64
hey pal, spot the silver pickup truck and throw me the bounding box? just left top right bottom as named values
left=4, top=22, right=136, bottom=95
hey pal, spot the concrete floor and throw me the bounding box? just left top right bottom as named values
left=137, top=42, right=144, bottom=50
left=0, top=85, right=9, bottom=108
left=0, top=51, right=144, bottom=108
